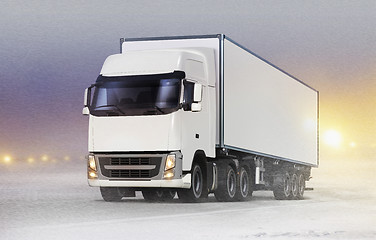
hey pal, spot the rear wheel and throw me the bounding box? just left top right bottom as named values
left=178, top=163, right=204, bottom=202
left=142, top=189, right=176, bottom=202
left=273, top=171, right=292, bottom=200
left=290, top=173, right=299, bottom=199
left=297, top=173, right=306, bottom=200
left=214, top=165, right=237, bottom=202
left=100, top=187, right=124, bottom=202
left=236, top=166, right=252, bottom=201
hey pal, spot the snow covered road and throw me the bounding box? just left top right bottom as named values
left=1, top=159, right=375, bottom=239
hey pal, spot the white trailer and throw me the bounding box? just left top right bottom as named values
left=83, top=34, right=318, bottom=202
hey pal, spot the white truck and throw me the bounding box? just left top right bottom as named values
left=83, top=34, right=318, bottom=202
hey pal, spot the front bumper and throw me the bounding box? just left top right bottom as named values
left=87, top=151, right=191, bottom=189
left=88, top=174, right=191, bottom=188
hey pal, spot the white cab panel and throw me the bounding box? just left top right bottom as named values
left=122, top=38, right=219, bottom=86
left=89, top=112, right=181, bottom=152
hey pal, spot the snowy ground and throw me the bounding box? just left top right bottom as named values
left=1, top=159, right=375, bottom=240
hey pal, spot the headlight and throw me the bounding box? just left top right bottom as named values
left=165, top=154, right=176, bottom=171
left=88, top=155, right=97, bottom=171
left=163, top=169, right=174, bottom=179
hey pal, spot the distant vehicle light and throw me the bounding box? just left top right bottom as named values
left=323, top=129, right=342, bottom=148
left=4, top=156, right=12, bottom=164
left=41, top=155, right=49, bottom=162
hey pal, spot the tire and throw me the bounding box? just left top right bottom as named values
left=142, top=189, right=176, bottom=202
left=100, top=187, right=124, bottom=202
left=178, top=163, right=205, bottom=202
left=290, top=173, right=299, bottom=200
left=297, top=173, right=306, bottom=200
left=214, top=165, right=237, bottom=202
left=273, top=171, right=292, bottom=200
left=235, top=166, right=252, bottom=201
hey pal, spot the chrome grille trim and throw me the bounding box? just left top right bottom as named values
left=104, top=165, right=156, bottom=170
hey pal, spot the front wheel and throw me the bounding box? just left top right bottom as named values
left=142, top=189, right=176, bottom=202
left=178, top=163, right=205, bottom=202
left=100, top=187, right=124, bottom=202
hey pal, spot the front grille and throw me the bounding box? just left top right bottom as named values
left=98, top=156, right=162, bottom=179
left=110, top=169, right=150, bottom=178
left=111, top=157, right=150, bottom=165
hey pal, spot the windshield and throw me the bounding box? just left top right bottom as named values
left=89, top=72, right=184, bottom=116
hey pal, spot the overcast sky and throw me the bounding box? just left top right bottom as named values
left=0, top=0, right=375, bottom=160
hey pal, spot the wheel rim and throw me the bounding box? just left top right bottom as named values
left=283, top=172, right=291, bottom=197
left=291, top=174, right=298, bottom=197
left=240, top=168, right=249, bottom=198
left=227, top=168, right=236, bottom=198
left=192, top=165, right=203, bottom=198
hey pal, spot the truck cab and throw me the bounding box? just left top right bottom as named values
left=84, top=48, right=217, bottom=201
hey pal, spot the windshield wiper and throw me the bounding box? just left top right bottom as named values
left=143, top=105, right=165, bottom=115
left=154, top=105, right=165, bottom=114
left=94, top=105, right=125, bottom=114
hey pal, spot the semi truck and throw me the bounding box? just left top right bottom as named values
left=83, top=34, right=318, bottom=202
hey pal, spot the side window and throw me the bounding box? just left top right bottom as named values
left=183, top=81, right=195, bottom=111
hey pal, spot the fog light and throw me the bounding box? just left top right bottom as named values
left=165, top=154, right=176, bottom=171
left=88, top=155, right=97, bottom=171
left=164, top=169, right=174, bottom=179
left=88, top=170, right=98, bottom=179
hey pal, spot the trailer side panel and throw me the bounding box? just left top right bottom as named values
left=223, top=39, right=318, bottom=166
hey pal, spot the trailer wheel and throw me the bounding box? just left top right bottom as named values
left=290, top=173, right=299, bottom=199
left=178, top=163, right=204, bottom=202
left=142, top=189, right=176, bottom=202
left=297, top=173, right=305, bottom=199
left=236, top=166, right=251, bottom=201
left=273, top=171, right=291, bottom=200
left=215, top=165, right=237, bottom=202
left=100, top=187, right=123, bottom=202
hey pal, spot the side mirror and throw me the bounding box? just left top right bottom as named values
left=84, top=88, right=89, bottom=106
left=193, top=83, right=202, bottom=102
left=191, top=103, right=202, bottom=112
left=82, top=107, right=90, bottom=115
left=83, top=88, right=91, bottom=115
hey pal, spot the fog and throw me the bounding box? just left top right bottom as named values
left=1, top=158, right=375, bottom=239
